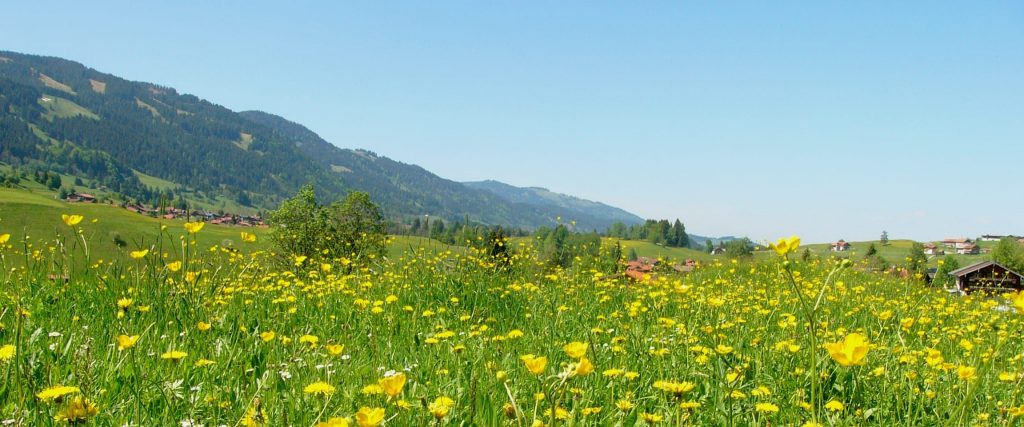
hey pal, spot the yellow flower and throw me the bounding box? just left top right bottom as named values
left=958, top=366, right=978, bottom=381
left=563, top=341, right=588, bottom=359
left=116, top=335, right=139, bottom=351
left=160, top=350, right=187, bottom=361
left=770, top=235, right=800, bottom=256
left=194, top=359, right=216, bottom=367
left=62, top=214, right=84, bottom=226
left=130, top=249, right=149, bottom=259
left=378, top=372, right=406, bottom=397
left=37, top=385, right=81, bottom=401
left=428, top=396, right=455, bottom=419
left=326, top=344, right=345, bottom=355
left=0, top=344, right=15, bottom=362
left=640, top=412, right=664, bottom=423
left=315, top=417, right=351, bottom=427
left=573, top=357, right=595, bottom=377
left=1008, top=291, right=1024, bottom=314
left=241, top=232, right=257, bottom=243
left=653, top=380, right=696, bottom=396
left=260, top=331, right=276, bottom=342
left=755, top=402, right=779, bottom=413
left=117, top=298, right=133, bottom=309
left=299, top=334, right=320, bottom=347
left=294, top=255, right=308, bottom=266
left=615, top=399, right=634, bottom=411
left=824, top=333, right=869, bottom=366
left=304, top=381, right=337, bottom=396
left=520, top=354, right=548, bottom=375
left=54, top=396, right=99, bottom=422
left=197, top=321, right=212, bottom=331
left=166, top=261, right=182, bottom=272
left=825, top=400, right=844, bottom=412
left=184, top=221, right=205, bottom=234
left=0, top=233, right=10, bottom=244
left=355, top=407, right=385, bottom=427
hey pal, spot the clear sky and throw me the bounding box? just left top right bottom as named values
left=3, top=1, right=1022, bottom=243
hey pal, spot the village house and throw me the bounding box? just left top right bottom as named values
left=830, top=240, right=851, bottom=252
left=625, top=257, right=658, bottom=281
left=942, top=237, right=971, bottom=249
left=65, top=192, right=96, bottom=203
left=955, top=243, right=980, bottom=255
left=710, top=246, right=727, bottom=255
left=948, top=261, right=1024, bottom=294
left=922, top=243, right=944, bottom=256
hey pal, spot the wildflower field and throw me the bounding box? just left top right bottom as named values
left=2, top=220, right=1024, bottom=426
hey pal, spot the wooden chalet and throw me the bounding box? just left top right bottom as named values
left=922, top=243, right=944, bottom=255
left=830, top=240, right=851, bottom=252
left=625, top=257, right=659, bottom=281
left=948, top=261, right=1024, bottom=294
left=942, top=237, right=971, bottom=249
left=955, top=243, right=979, bottom=255
left=66, top=192, right=96, bottom=203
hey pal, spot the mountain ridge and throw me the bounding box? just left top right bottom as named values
left=0, top=50, right=644, bottom=231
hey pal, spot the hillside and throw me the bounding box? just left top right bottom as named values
left=462, top=180, right=643, bottom=231
left=0, top=51, right=633, bottom=230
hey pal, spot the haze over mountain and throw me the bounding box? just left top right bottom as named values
left=0, top=51, right=645, bottom=231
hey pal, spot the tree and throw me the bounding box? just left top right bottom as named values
left=933, top=255, right=960, bottom=288
left=705, top=240, right=714, bottom=254
left=269, top=185, right=331, bottom=262
left=328, top=191, right=387, bottom=260
left=907, top=242, right=928, bottom=279
left=865, top=243, right=878, bottom=257
left=880, top=231, right=889, bottom=246
left=725, top=238, right=753, bottom=258
left=992, top=238, right=1024, bottom=273
left=627, top=247, right=639, bottom=261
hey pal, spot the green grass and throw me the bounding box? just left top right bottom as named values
left=38, top=96, right=99, bottom=121
left=798, top=239, right=992, bottom=268
left=133, top=170, right=179, bottom=191
left=1, top=220, right=1022, bottom=424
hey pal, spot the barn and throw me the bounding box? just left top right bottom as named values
left=947, top=261, right=1024, bottom=294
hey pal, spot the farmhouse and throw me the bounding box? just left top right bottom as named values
left=625, top=257, right=658, bottom=281
left=955, top=243, right=980, bottom=255
left=922, top=243, right=944, bottom=256
left=66, top=192, right=96, bottom=203
left=948, top=261, right=1024, bottom=294
left=830, top=240, right=851, bottom=252
left=942, top=237, right=971, bottom=249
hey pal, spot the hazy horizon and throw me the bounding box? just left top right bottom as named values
left=3, top=1, right=1021, bottom=243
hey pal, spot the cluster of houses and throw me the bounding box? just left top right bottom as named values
left=623, top=257, right=696, bottom=281
left=65, top=191, right=265, bottom=227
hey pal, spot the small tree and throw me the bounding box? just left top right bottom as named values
left=269, top=185, right=331, bottom=262
left=328, top=191, right=387, bottom=260
left=992, top=238, right=1024, bottom=273
left=865, top=243, right=878, bottom=257
left=933, top=255, right=960, bottom=288
left=725, top=238, right=753, bottom=258
left=880, top=231, right=889, bottom=246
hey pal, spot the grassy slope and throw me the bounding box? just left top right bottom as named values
left=798, top=239, right=993, bottom=268
left=0, top=186, right=459, bottom=262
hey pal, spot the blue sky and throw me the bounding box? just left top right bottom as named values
left=3, top=1, right=1022, bottom=243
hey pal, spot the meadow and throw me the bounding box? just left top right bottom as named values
left=1, top=213, right=1024, bottom=426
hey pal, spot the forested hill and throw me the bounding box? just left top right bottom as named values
left=463, top=180, right=644, bottom=230
left=0, top=51, right=643, bottom=230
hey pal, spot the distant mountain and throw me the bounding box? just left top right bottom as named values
left=0, top=50, right=637, bottom=230
left=463, top=180, right=643, bottom=231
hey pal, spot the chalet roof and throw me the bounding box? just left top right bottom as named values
left=943, top=237, right=968, bottom=243
left=948, top=261, right=1024, bottom=279
left=923, top=243, right=937, bottom=249
left=832, top=240, right=849, bottom=246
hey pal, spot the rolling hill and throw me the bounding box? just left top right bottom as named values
left=462, top=180, right=644, bottom=231
left=0, top=50, right=643, bottom=230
